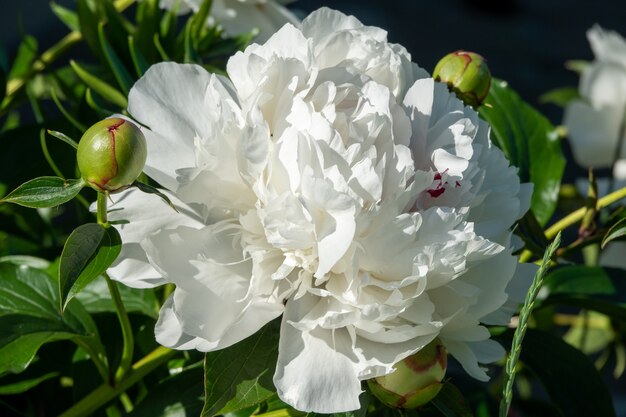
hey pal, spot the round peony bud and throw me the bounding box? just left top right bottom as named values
left=433, top=51, right=492, bottom=107
left=77, top=118, right=147, bottom=193
left=368, top=338, right=447, bottom=409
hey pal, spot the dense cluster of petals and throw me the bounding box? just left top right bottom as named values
left=109, top=8, right=532, bottom=412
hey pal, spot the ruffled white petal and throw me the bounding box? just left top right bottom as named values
left=106, top=188, right=205, bottom=288
left=274, top=296, right=362, bottom=413
left=128, top=62, right=238, bottom=190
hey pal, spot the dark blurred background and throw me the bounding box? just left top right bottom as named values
left=4, top=0, right=626, bottom=123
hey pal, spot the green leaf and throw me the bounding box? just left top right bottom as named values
left=431, top=382, right=473, bottom=417
left=98, top=22, right=134, bottom=94
left=76, top=275, right=159, bottom=318
left=539, top=86, right=580, bottom=107
left=50, top=87, right=87, bottom=131
left=129, top=365, right=204, bottom=417
left=8, top=36, right=38, bottom=80
left=544, top=266, right=615, bottom=296
left=191, top=0, right=213, bottom=43
left=134, top=0, right=160, bottom=63
left=47, top=129, right=79, bottom=150
left=85, top=88, right=117, bottom=117
left=184, top=20, right=200, bottom=64
left=0, top=262, right=104, bottom=374
left=76, top=0, right=102, bottom=57
left=128, top=36, right=151, bottom=77
left=59, top=223, right=122, bottom=311
left=50, top=2, right=80, bottom=31
left=0, top=371, right=59, bottom=394
left=0, top=176, right=85, bottom=208
left=70, top=60, right=128, bottom=108
left=202, top=320, right=280, bottom=416
left=602, top=217, right=626, bottom=249
left=479, top=79, right=565, bottom=225
left=502, top=329, right=616, bottom=417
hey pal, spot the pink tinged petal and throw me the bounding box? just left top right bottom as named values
left=274, top=296, right=362, bottom=413
left=128, top=63, right=236, bottom=189
left=564, top=100, right=622, bottom=168
left=143, top=223, right=283, bottom=349
left=106, top=188, right=204, bottom=288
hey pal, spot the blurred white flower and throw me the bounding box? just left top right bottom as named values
left=159, top=0, right=299, bottom=42
left=109, top=8, right=533, bottom=412
left=564, top=25, right=626, bottom=180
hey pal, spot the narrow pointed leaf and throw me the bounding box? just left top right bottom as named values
left=8, top=36, right=38, bottom=80
left=128, top=36, right=151, bottom=77
left=50, top=2, right=80, bottom=31
left=70, top=60, right=128, bottom=108
left=59, top=223, right=122, bottom=311
left=539, top=86, right=580, bottom=107
left=50, top=88, right=87, bottom=131
left=98, top=22, right=134, bottom=94
left=134, top=0, right=160, bottom=62
left=85, top=88, right=117, bottom=117
left=0, top=372, right=60, bottom=395
left=602, top=217, right=626, bottom=249
left=1, top=176, right=84, bottom=208
left=47, top=130, right=79, bottom=149
left=191, top=0, right=213, bottom=42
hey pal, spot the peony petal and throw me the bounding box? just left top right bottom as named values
left=274, top=296, right=362, bottom=413
left=128, top=62, right=238, bottom=189
left=143, top=223, right=283, bottom=349
left=106, top=188, right=205, bottom=288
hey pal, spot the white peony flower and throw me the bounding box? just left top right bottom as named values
left=564, top=25, right=626, bottom=180
left=108, top=8, right=533, bottom=412
left=159, top=0, right=300, bottom=42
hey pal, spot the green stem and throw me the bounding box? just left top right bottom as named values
left=74, top=338, right=109, bottom=384
left=519, top=185, right=626, bottom=263
left=97, top=192, right=108, bottom=225
left=97, top=191, right=134, bottom=383
left=499, top=233, right=561, bottom=417
left=58, top=346, right=175, bottom=417
left=105, top=273, right=135, bottom=383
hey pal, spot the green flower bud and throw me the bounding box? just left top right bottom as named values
left=77, top=118, right=147, bottom=193
left=433, top=51, right=492, bottom=107
left=368, top=338, right=447, bottom=409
